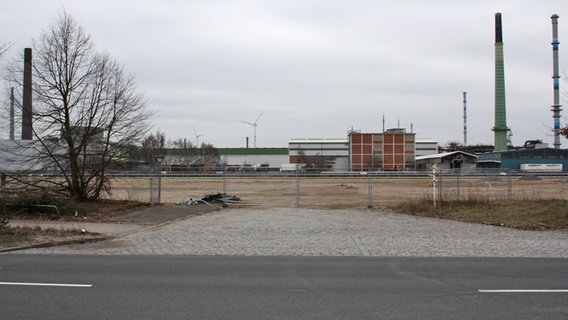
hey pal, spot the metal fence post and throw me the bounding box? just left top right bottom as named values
left=295, top=166, right=300, bottom=208
left=431, top=164, right=438, bottom=208
left=223, top=165, right=227, bottom=196
left=157, top=170, right=162, bottom=204
left=149, top=170, right=154, bottom=205
left=367, top=172, right=373, bottom=208
left=438, top=169, right=443, bottom=203
left=456, top=172, right=460, bottom=201
left=508, top=171, right=512, bottom=200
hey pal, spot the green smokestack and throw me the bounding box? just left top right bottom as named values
left=493, top=13, right=509, bottom=151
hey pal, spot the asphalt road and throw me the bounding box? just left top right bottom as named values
left=0, top=255, right=567, bottom=319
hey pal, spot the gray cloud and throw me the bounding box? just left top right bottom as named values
left=1, top=0, right=567, bottom=147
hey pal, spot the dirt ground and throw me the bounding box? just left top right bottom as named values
left=107, top=175, right=568, bottom=208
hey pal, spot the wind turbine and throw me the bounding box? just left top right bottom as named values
left=241, top=111, right=263, bottom=148
left=193, top=127, right=205, bottom=147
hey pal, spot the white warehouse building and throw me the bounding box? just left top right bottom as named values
left=415, top=138, right=438, bottom=157
left=288, top=138, right=350, bottom=171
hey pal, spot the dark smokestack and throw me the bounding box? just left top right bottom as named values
left=22, top=48, right=33, bottom=140
left=492, top=13, right=509, bottom=151
left=495, top=13, right=503, bottom=43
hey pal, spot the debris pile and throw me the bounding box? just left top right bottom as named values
left=202, top=192, right=242, bottom=204
left=176, top=193, right=243, bottom=207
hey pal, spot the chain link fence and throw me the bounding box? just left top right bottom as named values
left=106, top=170, right=568, bottom=208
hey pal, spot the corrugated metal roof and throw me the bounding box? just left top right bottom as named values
left=415, top=151, right=478, bottom=161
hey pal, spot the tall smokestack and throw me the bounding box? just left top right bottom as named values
left=463, top=92, right=467, bottom=147
left=551, top=14, right=562, bottom=149
left=492, top=13, right=509, bottom=151
left=22, top=48, right=33, bottom=140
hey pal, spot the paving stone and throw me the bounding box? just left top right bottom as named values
left=16, top=208, right=568, bottom=257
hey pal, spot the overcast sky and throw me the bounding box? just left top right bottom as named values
left=1, top=1, right=567, bottom=147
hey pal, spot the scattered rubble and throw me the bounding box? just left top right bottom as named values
left=176, top=193, right=243, bottom=207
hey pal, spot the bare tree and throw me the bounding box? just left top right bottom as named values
left=139, top=131, right=166, bottom=166
left=199, top=142, right=220, bottom=168
left=9, top=11, right=152, bottom=201
left=0, top=43, right=17, bottom=137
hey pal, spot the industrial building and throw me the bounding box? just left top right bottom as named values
left=415, top=151, right=478, bottom=171
left=0, top=140, right=46, bottom=172
left=288, top=138, right=349, bottom=171
left=218, top=147, right=288, bottom=171
left=477, top=147, right=568, bottom=171
left=415, top=138, right=439, bottom=157
left=286, top=131, right=438, bottom=172
left=349, top=128, right=416, bottom=171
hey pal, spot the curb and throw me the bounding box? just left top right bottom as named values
left=0, top=235, right=110, bottom=253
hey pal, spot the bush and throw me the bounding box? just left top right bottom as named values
left=0, top=191, right=149, bottom=222
left=0, top=191, right=66, bottom=220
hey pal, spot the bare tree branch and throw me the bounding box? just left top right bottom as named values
left=4, top=11, right=153, bottom=201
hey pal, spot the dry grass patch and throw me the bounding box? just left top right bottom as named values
left=2, top=194, right=150, bottom=222
left=392, top=198, right=568, bottom=230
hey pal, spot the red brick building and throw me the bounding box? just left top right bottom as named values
left=349, top=129, right=415, bottom=171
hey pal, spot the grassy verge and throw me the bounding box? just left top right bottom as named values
left=391, top=198, right=568, bottom=230
left=0, top=197, right=149, bottom=248
left=2, top=198, right=150, bottom=222
left=0, top=226, right=90, bottom=246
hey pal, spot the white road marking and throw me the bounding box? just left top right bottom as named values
left=479, top=289, right=568, bottom=293
left=0, top=282, right=93, bottom=288
left=352, top=236, right=371, bottom=256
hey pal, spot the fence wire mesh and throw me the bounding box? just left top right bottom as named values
left=104, top=171, right=568, bottom=208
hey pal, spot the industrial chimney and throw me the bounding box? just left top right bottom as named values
left=492, top=13, right=509, bottom=151
left=551, top=14, right=562, bottom=149
left=22, top=48, right=33, bottom=140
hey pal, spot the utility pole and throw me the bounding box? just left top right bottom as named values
left=463, top=92, right=467, bottom=147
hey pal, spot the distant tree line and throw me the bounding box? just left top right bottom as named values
left=130, top=131, right=220, bottom=170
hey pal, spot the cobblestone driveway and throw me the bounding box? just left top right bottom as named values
left=21, top=208, right=568, bottom=257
